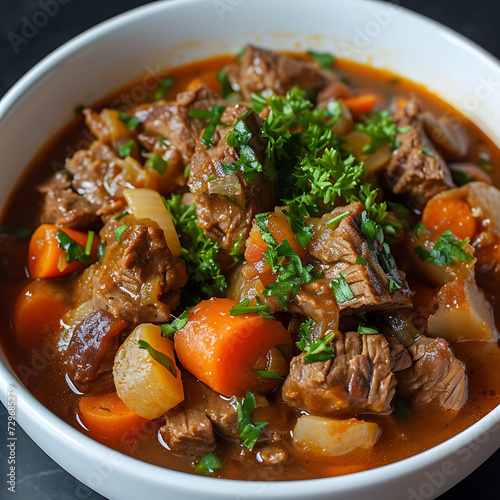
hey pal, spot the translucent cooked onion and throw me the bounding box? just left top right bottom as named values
left=293, top=415, right=380, bottom=457
left=344, top=130, right=391, bottom=172
left=207, top=172, right=242, bottom=196
left=123, top=187, right=181, bottom=257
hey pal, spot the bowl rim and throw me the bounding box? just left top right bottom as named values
left=1, top=0, right=500, bottom=498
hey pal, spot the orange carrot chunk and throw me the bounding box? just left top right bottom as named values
left=421, top=197, right=477, bottom=241
left=343, top=93, right=377, bottom=119
left=78, top=392, right=149, bottom=442
left=174, top=298, right=292, bottom=397
left=28, top=224, right=100, bottom=279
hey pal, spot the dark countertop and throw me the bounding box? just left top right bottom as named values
left=0, top=0, right=499, bottom=498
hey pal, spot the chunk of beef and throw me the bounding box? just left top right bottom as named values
left=66, top=140, right=144, bottom=217
left=92, top=217, right=187, bottom=326
left=385, top=97, right=455, bottom=209
left=160, top=407, right=215, bottom=457
left=136, top=84, right=225, bottom=166
left=39, top=171, right=100, bottom=229
left=188, top=105, right=279, bottom=251
left=384, top=333, right=412, bottom=372
left=65, top=310, right=127, bottom=393
left=282, top=331, right=396, bottom=417
left=182, top=372, right=239, bottom=440
left=307, top=202, right=412, bottom=314
left=396, top=335, right=468, bottom=411
left=226, top=45, right=333, bottom=100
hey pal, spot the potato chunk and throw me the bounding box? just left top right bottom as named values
left=113, top=323, right=184, bottom=419
left=293, top=415, right=380, bottom=457
left=427, top=279, right=498, bottom=342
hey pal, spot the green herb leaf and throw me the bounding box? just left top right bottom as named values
left=118, top=140, right=136, bottom=158
left=308, top=50, right=335, bottom=68
left=97, top=241, right=107, bottom=262
left=201, top=105, right=226, bottom=147
left=451, top=168, right=474, bottom=186
left=251, top=92, right=268, bottom=113
left=358, top=324, right=379, bottom=335
left=229, top=235, right=244, bottom=261
left=421, top=147, right=433, bottom=156
left=230, top=298, right=273, bottom=317
left=237, top=389, right=268, bottom=450
left=355, top=110, right=400, bottom=154
left=326, top=211, right=350, bottom=227
left=57, top=230, right=92, bottom=267
left=84, top=231, right=94, bottom=256
left=252, top=370, right=283, bottom=379
left=138, top=339, right=177, bottom=378
left=415, top=230, right=472, bottom=267
left=282, top=209, right=313, bottom=248
left=195, top=452, right=222, bottom=475
left=118, top=112, right=140, bottom=129
left=414, top=221, right=426, bottom=238
left=331, top=273, right=354, bottom=303
left=155, top=77, right=174, bottom=100
left=160, top=308, right=190, bottom=339
left=216, top=68, right=234, bottom=98
left=356, top=256, right=366, bottom=265
left=114, top=225, right=128, bottom=243
left=296, top=320, right=336, bottom=364
left=164, top=194, right=227, bottom=296
left=389, top=277, right=402, bottom=292
left=114, top=211, right=129, bottom=221
left=146, top=155, right=168, bottom=175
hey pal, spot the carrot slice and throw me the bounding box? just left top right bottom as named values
left=421, top=197, right=477, bottom=240
left=78, top=392, right=149, bottom=442
left=174, top=298, right=292, bottom=397
left=13, top=280, right=69, bottom=347
left=28, top=224, right=100, bottom=279
left=343, top=93, right=377, bottom=119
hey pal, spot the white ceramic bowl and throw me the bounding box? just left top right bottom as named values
left=1, top=1, right=499, bottom=499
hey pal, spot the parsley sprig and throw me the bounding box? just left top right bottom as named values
left=415, top=229, right=473, bottom=266
left=296, top=319, right=336, bottom=364
left=160, top=308, right=190, bottom=339
left=237, top=389, right=268, bottom=450
left=138, top=339, right=177, bottom=378
left=57, top=230, right=93, bottom=267
left=165, top=194, right=227, bottom=296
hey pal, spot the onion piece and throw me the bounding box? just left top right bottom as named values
left=293, top=415, right=380, bottom=457
left=123, top=187, right=181, bottom=258
left=208, top=172, right=242, bottom=197
left=113, top=323, right=184, bottom=419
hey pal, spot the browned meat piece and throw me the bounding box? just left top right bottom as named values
left=396, top=335, right=468, bottom=411
left=188, top=105, right=279, bottom=251
left=65, top=310, right=127, bottom=393
left=182, top=372, right=239, bottom=440
left=38, top=171, right=100, bottom=229
left=282, top=331, right=396, bottom=417
left=66, top=140, right=144, bottom=217
left=256, top=444, right=289, bottom=465
left=92, top=216, right=187, bottom=326
left=317, top=81, right=352, bottom=105
left=160, top=407, right=216, bottom=457
left=307, top=202, right=412, bottom=314
left=137, top=84, right=225, bottom=166
left=384, top=333, right=412, bottom=372
left=226, top=45, right=333, bottom=100
left=385, top=97, right=455, bottom=209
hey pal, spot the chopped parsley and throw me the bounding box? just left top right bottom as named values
left=165, top=194, right=227, bottom=296
left=356, top=256, right=366, bottom=265
left=421, top=147, right=433, bottom=157
left=57, top=230, right=93, bottom=267
left=355, top=110, right=402, bottom=154
left=97, top=240, right=107, bottom=262
left=154, top=77, right=174, bottom=100
left=114, top=225, right=128, bottom=243
left=451, top=168, right=474, bottom=186
left=230, top=298, right=274, bottom=319
left=160, top=308, right=190, bottom=339
left=331, top=273, right=354, bottom=303
left=114, top=211, right=129, bottom=221
left=389, top=278, right=402, bottom=292
left=145, top=155, right=168, bottom=175
left=229, top=235, right=244, bottom=261
left=216, top=68, right=234, bottom=98
left=191, top=105, right=226, bottom=147
left=252, top=370, right=283, bottom=379
left=307, top=50, right=335, bottom=68
left=358, top=324, right=379, bottom=335
left=415, top=230, right=473, bottom=267
left=138, top=340, right=177, bottom=378
left=282, top=209, right=313, bottom=248
left=296, top=319, right=336, bottom=364
left=118, top=139, right=136, bottom=158
left=118, top=112, right=140, bottom=129
left=237, top=389, right=268, bottom=450
left=195, top=452, right=222, bottom=475
left=326, top=211, right=350, bottom=227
